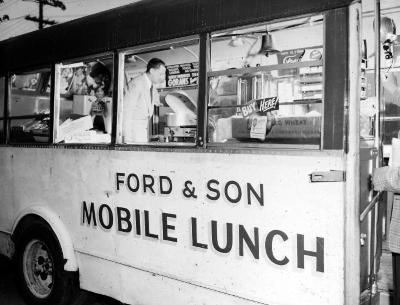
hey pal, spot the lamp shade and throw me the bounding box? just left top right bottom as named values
left=258, top=33, right=279, bottom=56
left=380, top=17, right=397, bottom=43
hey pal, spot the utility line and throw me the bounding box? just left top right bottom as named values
left=22, top=0, right=66, bottom=29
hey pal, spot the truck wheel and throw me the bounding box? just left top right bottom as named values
left=15, top=221, right=79, bottom=305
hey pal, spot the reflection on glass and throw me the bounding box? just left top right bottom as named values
left=9, top=70, right=51, bottom=143
left=11, top=73, right=41, bottom=91
left=122, top=40, right=199, bottom=144
left=208, top=15, right=323, bottom=147
left=56, top=58, right=113, bottom=144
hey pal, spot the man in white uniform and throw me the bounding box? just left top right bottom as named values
left=123, top=58, right=166, bottom=143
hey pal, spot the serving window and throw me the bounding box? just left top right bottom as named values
left=207, top=15, right=324, bottom=148
left=119, top=38, right=199, bottom=145
left=8, top=69, right=51, bottom=143
left=54, top=56, right=113, bottom=144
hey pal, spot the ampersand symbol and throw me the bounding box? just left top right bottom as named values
left=183, top=180, right=197, bottom=199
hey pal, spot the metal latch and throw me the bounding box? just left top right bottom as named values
left=360, top=233, right=367, bottom=246
left=310, top=170, right=346, bottom=183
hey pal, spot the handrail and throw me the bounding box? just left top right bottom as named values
left=360, top=191, right=383, bottom=222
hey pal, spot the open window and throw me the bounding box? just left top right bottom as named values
left=54, top=56, right=113, bottom=144
left=207, top=15, right=324, bottom=148
left=8, top=69, right=51, bottom=143
left=119, top=38, right=199, bottom=145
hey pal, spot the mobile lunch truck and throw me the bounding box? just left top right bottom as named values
left=0, top=0, right=394, bottom=304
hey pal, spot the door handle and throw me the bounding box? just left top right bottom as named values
left=310, top=170, right=346, bottom=183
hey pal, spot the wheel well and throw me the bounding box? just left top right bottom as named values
left=11, top=208, right=78, bottom=271
left=12, top=214, right=62, bottom=256
left=13, top=215, right=82, bottom=304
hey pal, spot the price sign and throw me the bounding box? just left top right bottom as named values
left=239, top=97, right=279, bottom=117
left=166, top=62, right=199, bottom=88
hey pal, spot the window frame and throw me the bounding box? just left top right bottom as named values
left=7, top=66, right=53, bottom=145
left=0, top=9, right=349, bottom=152
left=205, top=14, right=326, bottom=150
left=53, top=52, right=115, bottom=146
left=116, top=35, right=201, bottom=147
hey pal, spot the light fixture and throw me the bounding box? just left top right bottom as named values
left=229, top=36, right=244, bottom=47
left=127, top=55, right=136, bottom=62
left=257, top=32, right=279, bottom=57
left=380, top=16, right=397, bottom=43
left=126, top=55, right=148, bottom=65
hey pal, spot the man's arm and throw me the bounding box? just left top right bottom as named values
left=124, top=78, right=142, bottom=111
left=122, top=78, right=141, bottom=135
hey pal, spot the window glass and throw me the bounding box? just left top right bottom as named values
left=55, top=57, right=113, bottom=144
left=0, top=76, right=4, bottom=118
left=121, top=39, right=199, bottom=144
left=381, top=19, right=400, bottom=145
left=0, top=120, right=3, bottom=144
left=361, top=12, right=400, bottom=145
left=359, top=12, right=377, bottom=140
left=208, top=15, right=323, bottom=147
left=0, top=77, right=4, bottom=144
left=11, top=73, right=41, bottom=92
left=9, top=70, right=51, bottom=143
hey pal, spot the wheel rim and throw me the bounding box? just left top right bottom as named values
left=22, top=239, right=54, bottom=299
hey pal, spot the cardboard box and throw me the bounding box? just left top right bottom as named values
left=72, top=95, right=96, bottom=115
left=57, top=115, right=93, bottom=143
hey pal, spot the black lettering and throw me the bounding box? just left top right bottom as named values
left=143, top=175, right=155, bottom=194
left=211, top=220, right=233, bottom=253
left=134, top=209, right=141, bottom=235
left=160, top=176, right=172, bottom=195
left=162, top=213, right=177, bottom=242
left=247, top=183, right=264, bottom=206
left=127, top=174, right=139, bottom=192
left=191, top=217, right=208, bottom=249
left=297, top=234, right=324, bottom=272
left=206, top=179, right=220, bottom=200
left=116, top=173, right=125, bottom=191
left=116, top=207, right=132, bottom=233
left=265, top=230, right=289, bottom=265
left=239, top=225, right=259, bottom=259
left=82, top=201, right=97, bottom=226
left=224, top=181, right=242, bottom=204
left=99, top=204, right=113, bottom=230
left=144, top=210, right=158, bottom=239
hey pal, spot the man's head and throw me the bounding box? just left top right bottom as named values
left=146, top=58, right=166, bottom=85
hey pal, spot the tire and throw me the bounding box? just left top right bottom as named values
left=14, top=220, right=79, bottom=305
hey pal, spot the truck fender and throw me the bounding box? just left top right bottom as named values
left=12, top=205, right=78, bottom=272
